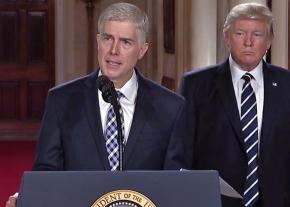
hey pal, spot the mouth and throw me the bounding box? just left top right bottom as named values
left=106, top=60, right=121, bottom=66
left=242, top=51, right=254, bottom=55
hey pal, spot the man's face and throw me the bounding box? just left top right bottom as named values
left=97, top=21, right=149, bottom=88
left=224, top=19, right=272, bottom=71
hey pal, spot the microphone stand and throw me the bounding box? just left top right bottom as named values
left=97, top=75, right=124, bottom=171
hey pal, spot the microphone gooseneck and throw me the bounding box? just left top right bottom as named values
left=97, top=75, right=124, bottom=171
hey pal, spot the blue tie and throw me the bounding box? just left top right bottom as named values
left=105, top=91, right=125, bottom=171
left=241, top=73, right=259, bottom=207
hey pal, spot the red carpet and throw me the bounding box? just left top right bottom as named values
left=0, top=141, right=36, bottom=206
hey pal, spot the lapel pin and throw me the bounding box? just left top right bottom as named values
left=272, top=82, right=278, bottom=87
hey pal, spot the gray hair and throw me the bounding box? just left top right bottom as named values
left=98, top=2, right=149, bottom=44
left=223, top=3, right=274, bottom=38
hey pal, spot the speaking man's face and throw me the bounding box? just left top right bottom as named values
left=97, top=20, right=148, bottom=88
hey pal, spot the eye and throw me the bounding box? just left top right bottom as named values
left=102, top=36, right=111, bottom=41
left=100, top=34, right=113, bottom=42
left=122, top=39, right=132, bottom=46
left=235, top=31, right=244, bottom=36
left=120, top=39, right=134, bottom=48
left=253, top=32, right=263, bottom=37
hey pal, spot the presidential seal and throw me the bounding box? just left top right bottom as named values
left=91, top=190, right=156, bottom=207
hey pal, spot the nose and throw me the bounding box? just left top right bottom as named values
left=244, top=34, right=253, bottom=47
left=110, top=40, right=120, bottom=55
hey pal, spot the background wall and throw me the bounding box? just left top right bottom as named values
left=55, top=0, right=288, bottom=90
left=0, top=0, right=288, bottom=204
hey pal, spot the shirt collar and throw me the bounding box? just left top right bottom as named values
left=229, top=55, right=263, bottom=86
left=118, top=70, right=138, bottom=104
left=98, top=69, right=138, bottom=104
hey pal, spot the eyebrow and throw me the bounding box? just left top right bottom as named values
left=119, top=37, right=135, bottom=43
left=100, top=33, right=112, bottom=38
left=100, top=33, right=135, bottom=42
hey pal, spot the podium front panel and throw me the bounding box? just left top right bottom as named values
left=17, top=170, right=221, bottom=207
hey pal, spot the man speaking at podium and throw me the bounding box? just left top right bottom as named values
left=6, top=3, right=187, bottom=207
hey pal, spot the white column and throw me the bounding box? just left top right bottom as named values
left=55, top=0, right=75, bottom=85
left=188, top=0, right=217, bottom=69
left=271, top=0, right=288, bottom=68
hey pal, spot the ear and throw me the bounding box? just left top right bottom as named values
left=223, top=31, right=230, bottom=48
left=138, top=42, right=149, bottom=60
left=96, top=34, right=100, bottom=46
left=266, top=38, right=272, bottom=50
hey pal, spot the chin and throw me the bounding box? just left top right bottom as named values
left=102, top=69, right=118, bottom=78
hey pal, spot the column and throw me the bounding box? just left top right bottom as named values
left=271, top=0, right=288, bottom=68
left=188, top=0, right=217, bottom=69
left=55, top=0, right=75, bottom=84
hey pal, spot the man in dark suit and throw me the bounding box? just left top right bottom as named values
left=6, top=3, right=187, bottom=206
left=179, top=3, right=290, bottom=207
left=34, top=2, right=186, bottom=171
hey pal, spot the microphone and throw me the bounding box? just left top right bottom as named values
left=97, top=75, right=117, bottom=105
left=97, top=75, right=124, bottom=171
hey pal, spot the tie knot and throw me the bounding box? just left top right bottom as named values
left=116, top=91, right=124, bottom=101
left=242, top=73, right=254, bottom=89
left=242, top=73, right=253, bottom=83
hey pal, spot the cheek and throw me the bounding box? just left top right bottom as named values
left=97, top=49, right=107, bottom=65
left=256, top=42, right=269, bottom=53
left=97, top=51, right=104, bottom=63
left=227, top=38, right=239, bottom=49
left=124, top=50, right=139, bottom=61
left=98, top=44, right=110, bottom=55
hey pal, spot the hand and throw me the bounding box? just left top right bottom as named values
left=5, top=192, right=18, bottom=207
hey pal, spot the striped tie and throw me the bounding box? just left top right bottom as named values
left=241, top=73, right=259, bottom=207
left=105, top=91, right=125, bottom=171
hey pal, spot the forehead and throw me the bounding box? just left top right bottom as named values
left=101, top=21, right=139, bottom=36
left=231, top=19, right=268, bottom=31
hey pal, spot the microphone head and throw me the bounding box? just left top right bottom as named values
left=97, top=75, right=116, bottom=104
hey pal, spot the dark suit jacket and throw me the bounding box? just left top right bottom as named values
left=179, top=59, right=290, bottom=207
left=33, top=70, right=187, bottom=171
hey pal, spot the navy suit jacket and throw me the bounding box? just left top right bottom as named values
left=179, top=59, right=290, bottom=207
left=33, top=70, right=187, bottom=171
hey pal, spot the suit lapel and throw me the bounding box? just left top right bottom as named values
left=123, top=73, right=151, bottom=167
left=215, top=60, right=245, bottom=149
left=84, top=71, right=110, bottom=170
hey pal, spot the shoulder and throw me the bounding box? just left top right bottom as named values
left=179, top=62, right=227, bottom=93
left=266, top=63, right=290, bottom=75
left=264, top=63, right=290, bottom=83
left=138, top=73, right=185, bottom=105
left=181, top=62, right=226, bottom=83
left=48, top=72, right=97, bottom=97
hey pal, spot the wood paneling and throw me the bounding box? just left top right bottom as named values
left=28, top=0, right=46, bottom=2
left=28, top=11, right=47, bottom=64
left=0, top=11, right=18, bottom=63
left=163, top=0, right=175, bottom=54
left=0, top=1, right=18, bottom=3
left=0, top=0, right=54, bottom=140
left=27, top=81, right=47, bottom=119
left=0, top=81, right=19, bottom=119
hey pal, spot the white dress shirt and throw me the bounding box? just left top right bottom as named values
left=229, top=55, right=264, bottom=146
left=98, top=70, right=138, bottom=144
